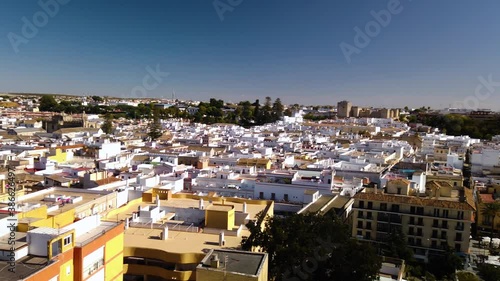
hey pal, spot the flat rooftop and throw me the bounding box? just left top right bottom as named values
left=199, top=249, right=266, bottom=276
left=124, top=227, right=249, bottom=253
left=0, top=255, right=53, bottom=281
left=10, top=188, right=110, bottom=216
left=109, top=196, right=271, bottom=254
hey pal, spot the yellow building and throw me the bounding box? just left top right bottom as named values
left=112, top=193, right=273, bottom=281
left=0, top=215, right=123, bottom=281
left=237, top=158, right=272, bottom=170
left=352, top=179, right=475, bottom=263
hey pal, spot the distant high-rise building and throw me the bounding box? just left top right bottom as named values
left=351, top=106, right=362, bottom=118
left=337, top=100, right=352, bottom=118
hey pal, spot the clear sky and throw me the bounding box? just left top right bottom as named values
left=1, top=0, right=500, bottom=109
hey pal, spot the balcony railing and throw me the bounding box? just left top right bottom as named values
left=83, top=258, right=104, bottom=279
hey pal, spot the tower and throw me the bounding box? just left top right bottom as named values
left=337, top=100, right=352, bottom=118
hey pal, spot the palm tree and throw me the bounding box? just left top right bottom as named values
left=481, top=202, right=500, bottom=241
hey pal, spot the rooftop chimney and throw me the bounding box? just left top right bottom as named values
left=243, top=202, right=247, bottom=213
left=161, top=226, right=168, bottom=240
left=199, top=199, right=204, bottom=210
left=210, top=254, right=220, bottom=268
left=125, top=217, right=130, bottom=229
left=156, top=194, right=160, bottom=207
left=219, top=231, right=225, bottom=246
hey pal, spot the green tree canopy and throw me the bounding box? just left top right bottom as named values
left=242, top=212, right=381, bottom=281
left=39, top=95, right=58, bottom=112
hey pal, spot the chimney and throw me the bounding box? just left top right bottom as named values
left=210, top=254, right=220, bottom=268
left=156, top=195, right=160, bottom=207
left=161, top=226, right=168, bottom=240
left=199, top=199, right=204, bottom=210
left=219, top=231, right=225, bottom=246
left=125, top=217, right=130, bottom=229
left=242, top=202, right=247, bottom=213
left=374, top=184, right=378, bottom=194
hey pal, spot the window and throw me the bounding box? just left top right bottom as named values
left=391, top=204, right=400, bottom=212
left=433, top=208, right=440, bottom=217
left=357, top=230, right=362, bottom=236
left=432, top=230, right=438, bottom=238
left=358, top=211, right=364, bottom=218
left=366, top=212, right=373, bottom=220
left=357, top=221, right=363, bottom=228
left=397, top=187, right=402, bottom=195
left=365, top=231, right=371, bottom=239
left=416, top=207, right=424, bottom=215
left=431, top=240, right=437, bottom=248
left=380, top=203, right=387, bottom=211
left=367, top=202, right=373, bottom=209
left=455, top=244, right=461, bottom=252
left=457, top=211, right=464, bottom=220
left=417, top=228, right=422, bottom=236
left=410, top=206, right=416, bottom=214
left=409, top=217, right=415, bottom=224
left=259, top=192, right=264, bottom=199
left=441, top=231, right=447, bottom=239
left=455, top=233, right=462, bottom=242
left=408, top=237, right=415, bottom=245
left=442, top=221, right=448, bottom=229
left=416, top=238, right=422, bottom=246
left=417, top=218, right=423, bottom=226
left=271, top=193, right=276, bottom=200
left=359, top=201, right=365, bottom=208
left=433, top=219, right=439, bottom=227
left=366, top=222, right=372, bottom=229
left=442, top=210, right=449, bottom=218
left=63, top=235, right=72, bottom=246
left=284, top=194, right=289, bottom=201
left=409, top=227, right=414, bottom=235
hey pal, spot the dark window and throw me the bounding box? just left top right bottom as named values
left=432, top=230, right=438, bottom=238
left=367, top=212, right=373, bottom=220
left=455, top=244, right=461, bottom=252
left=433, top=219, right=439, bottom=227
left=434, top=208, right=440, bottom=217
left=365, top=231, right=371, bottom=239
left=455, top=233, right=462, bottom=241
left=417, top=217, right=423, bottom=225
left=380, top=203, right=387, bottom=211
left=442, top=221, right=448, bottom=229
left=259, top=192, right=264, bottom=199
left=391, top=204, right=400, bottom=212
left=357, top=230, right=362, bottom=236
left=431, top=240, right=437, bottom=248
left=358, top=211, right=364, bottom=218
left=442, top=210, right=449, bottom=218
left=416, top=238, right=422, bottom=246
left=409, top=227, right=414, bottom=235
left=409, top=217, right=415, bottom=224
left=366, top=222, right=372, bottom=229
left=416, top=207, right=424, bottom=215
left=410, top=206, right=416, bottom=214
left=417, top=228, right=423, bottom=236
left=441, top=231, right=447, bottom=239
left=271, top=193, right=276, bottom=200
left=359, top=201, right=365, bottom=208
left=367, top=202, right=373, bottom=209
left=284, top=194, right=289, bottom=201
left=357, top=221, right=363, bottom=228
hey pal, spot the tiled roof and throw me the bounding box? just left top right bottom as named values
left=354, top=192, right=475, bottom=211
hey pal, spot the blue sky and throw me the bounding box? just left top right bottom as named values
left=1, top=0, right=500, bottom=109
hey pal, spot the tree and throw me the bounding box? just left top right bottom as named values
left=477, top=264, right=500, bottom=281
left=272, top=98, right=284, bottom=119
left=242, top=212, right=381, bottom=281
left=39, top=95, right=59, bottom=112
left=101, top=113, right=114, bottom=134
left=383, top=227, right=414, bottom=261
left=456, top=271, right=479, bottom=281
left=147, top=109, right=163, bottom=141
left=427, top=248, right=463, bottom=279
left=481, top=202, right=500, bottom=240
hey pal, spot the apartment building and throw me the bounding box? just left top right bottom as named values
left=351, top=179, right=475, bottom=262
left=0, top=214, right=124, bottom=281
left=113, top=191, right=273, bottom=281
